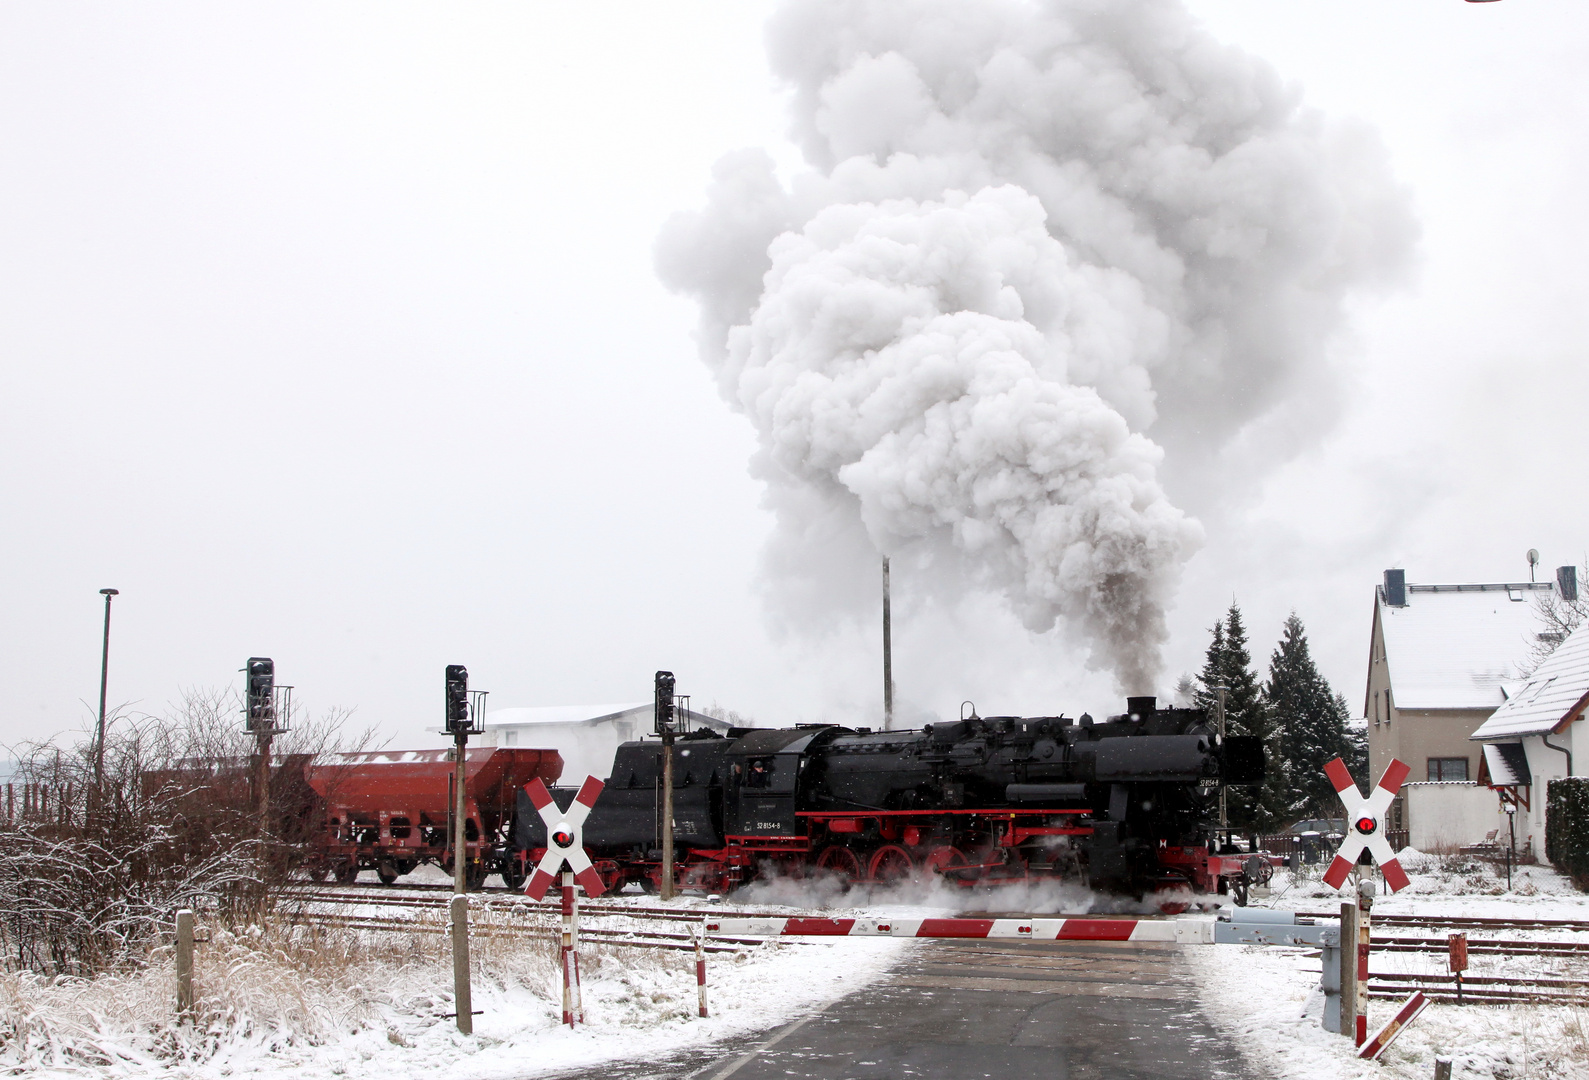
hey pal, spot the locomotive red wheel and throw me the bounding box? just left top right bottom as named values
left=814, top=844, right=863, bottom=883
left=921, top=845, right=968, bottom=877
left=869, top=844, right=915, bottom=883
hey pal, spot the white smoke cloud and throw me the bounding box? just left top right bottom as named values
left=656, top=0, right=1415, bottom=692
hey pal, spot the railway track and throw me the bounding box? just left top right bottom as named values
left=1294, top=910, right=1589, bottom=934
left=290, top=911, right=755, bottom=953
left=1368, top=971, right=1589, bottom=1005
left=288, top=886, right=798, bottom=923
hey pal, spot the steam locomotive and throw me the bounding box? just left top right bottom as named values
left=515, top=696, right=1264, bottom=901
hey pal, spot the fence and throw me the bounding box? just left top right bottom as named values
left=3, top=783, right=78, bottom=827
left=1256, top=830, right=1409, bottom=861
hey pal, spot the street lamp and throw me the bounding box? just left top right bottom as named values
left=1504, top=803, right=1517, bottom=891
left=95, top=588, right=119, bottom=793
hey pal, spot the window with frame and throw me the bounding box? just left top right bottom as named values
left=1427, top=757, right=1468, bottom=782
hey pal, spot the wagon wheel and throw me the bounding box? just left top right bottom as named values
left=501, top=854, right=528, bottom=891
left=814, top=844, right=863, bottom=884
left=376, top=858, right=400, bottom=885
left=922, top=845, right=968, bottom=878
left=332, top=860, right=359, bottom=885
left=868, top=844, right=915, bottom=884
left=465, top=859, right=487, bottom=891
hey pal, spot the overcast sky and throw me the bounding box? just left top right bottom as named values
left=3, top=1, right=1586, bottom=754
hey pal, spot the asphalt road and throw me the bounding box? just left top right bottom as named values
left=547, top=937, right=1256, bottom=1080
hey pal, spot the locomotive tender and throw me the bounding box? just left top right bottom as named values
left=516, top=696, right=1264, bottom=900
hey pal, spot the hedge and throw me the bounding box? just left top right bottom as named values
left=1546, top=777, right=1589, bottom=890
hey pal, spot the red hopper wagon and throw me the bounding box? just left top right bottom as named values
left=306, top=747, right=561, bottom=889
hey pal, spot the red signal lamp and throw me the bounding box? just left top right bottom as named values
left=553, top=829, right=574, bottom=847
left=1355, top=815, right=1378, bottom=835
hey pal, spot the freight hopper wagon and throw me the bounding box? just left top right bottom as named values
left=307, top=748, right=561, bottom=889
left=516, top=697, right=1263, bottom=904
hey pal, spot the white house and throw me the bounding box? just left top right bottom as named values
left=475, top=702, right=738, bottom=783
left=1471, top=615, right=1589, bottom=861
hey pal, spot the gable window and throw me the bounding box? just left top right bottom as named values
left=1427, top=757, right=1468, bottom=782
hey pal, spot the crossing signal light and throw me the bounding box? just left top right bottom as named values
left=444, top=665, right=469, bottom=731
left=245, top=657, right=274, bottom=731
left=1356, top=815, right=1378, bottom=836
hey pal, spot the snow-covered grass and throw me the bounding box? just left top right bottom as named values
left=0, top=893, right=905, bottom=1079
left=1196, top=850, right=1589, bottom=1079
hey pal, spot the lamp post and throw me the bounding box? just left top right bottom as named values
left=1504, top=803, right=1517, bottom=891
left=94, top=588, right=119, bottom=794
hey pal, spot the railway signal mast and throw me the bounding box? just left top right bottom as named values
left=243, top=657, right=289, bottom=823
left=655, top=670, right=677, bottom=900
left=442, top=663, right=485, bottom=1035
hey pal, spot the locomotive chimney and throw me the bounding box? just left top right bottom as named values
left=1126, top=696, right=1156, bottom=722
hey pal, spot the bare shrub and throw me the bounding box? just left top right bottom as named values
left=0, top=689, right=376, bottom=976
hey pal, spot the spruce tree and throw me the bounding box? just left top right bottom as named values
left=1262, top=613, right=1356, bottom=823
left=1196, top=603, right=1274, bottom=834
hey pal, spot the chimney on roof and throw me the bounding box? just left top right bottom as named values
left=1559, top=565, right=1578, bottom=604
left=1383, top=569, right=1407, bottom=607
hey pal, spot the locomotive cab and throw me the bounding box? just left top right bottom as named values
left=724, top=727, right=834, bottom=839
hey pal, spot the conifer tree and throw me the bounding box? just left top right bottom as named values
left=1262, top=613, right=1357, bottom=823
left=1196, top=602, right=1274, bottom=834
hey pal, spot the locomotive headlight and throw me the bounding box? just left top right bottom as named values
left=553, top=829, right=574, bottom=847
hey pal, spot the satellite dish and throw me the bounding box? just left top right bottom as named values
left=1528, top=549, right=1541, bottom=567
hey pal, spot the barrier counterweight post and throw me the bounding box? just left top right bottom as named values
left=1356, top=895, right=1372, bottom=1046
left=451, top=894, right=473, bottom=1035
left=696, top=923, right=708, bottom=1018
left=561, top=871, right=579, bottom=1027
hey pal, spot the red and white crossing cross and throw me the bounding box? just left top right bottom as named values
left=522, top=776, right=608, bottom=900
left=1322, top=756, right=1411, bottom=893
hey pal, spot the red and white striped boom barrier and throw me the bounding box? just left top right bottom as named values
left=1322, top=757, right=1411, bottom=893
left=701, top=916, right=1218, bottom=943
left=1358, top=991, right=1429, bottom=1061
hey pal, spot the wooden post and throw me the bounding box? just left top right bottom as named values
left=1339, top=901, right=1358, bottom=1039
left=450, top=894, right=472, bottom=1034
left=176, top=909, right=195, bottom=1021
left=1434, top=1057, right=1453, bottom=1080
left=561, top=871, right=581, bottom=1026
left=657, top=671, right=677, bottom=901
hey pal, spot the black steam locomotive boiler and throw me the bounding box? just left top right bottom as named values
left=515, top=695, right=1263, bottom=902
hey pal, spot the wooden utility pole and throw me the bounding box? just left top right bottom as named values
left=1215, top=685, right=1228, bottom=839
left=656, top=671, right=676, bottom=901
left=882, top=558, right=893, bottom=731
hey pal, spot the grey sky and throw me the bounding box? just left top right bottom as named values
left=3, top=2, right=1585, bottom=753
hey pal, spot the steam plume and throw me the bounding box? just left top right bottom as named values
left=657, top=0, right=1414, bottom=691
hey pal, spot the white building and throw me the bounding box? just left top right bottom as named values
left=476, top=702, right=737, bottom=783
left=1364, top=567, right=1580, bottom=845
left=1471, top=613, right=1589, bottom=860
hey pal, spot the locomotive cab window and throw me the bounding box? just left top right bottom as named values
left=743, top=756, right=794, bottom=792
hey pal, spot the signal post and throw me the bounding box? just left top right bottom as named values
left=442, top=664, right=485, bottom=1034
left=655, top=671, right=676, bottom=900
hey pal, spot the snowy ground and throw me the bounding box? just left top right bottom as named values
left=8, top=854, right=1588, bottom=1079
left=1, top=876, right=906, bottom=1080
left=1193, top=850, right=1589, bottom=1079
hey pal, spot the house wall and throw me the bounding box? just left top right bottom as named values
left=1520, top=726, right=1580, bottom=860
left=1403, top=781, right=1508, bottom=851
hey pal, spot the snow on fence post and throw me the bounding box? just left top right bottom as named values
left=176, top=909, right=195, bottom=1021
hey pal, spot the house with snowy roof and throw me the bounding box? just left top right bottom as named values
left=1471, top=614, right=1589, bottom=859
left=474, top=702, right=736, bottom=783
left=1364, top=566, right=1577, bottom=848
